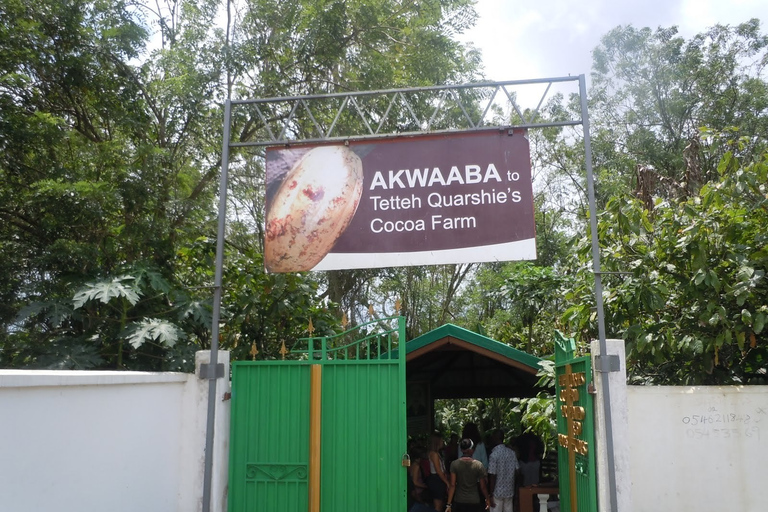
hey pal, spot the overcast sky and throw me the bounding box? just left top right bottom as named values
left=458, top=0, right=766, bottom=106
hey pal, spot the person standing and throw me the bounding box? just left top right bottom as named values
left=426, top=432, right=450, bottom=512
left=447, top=438, right=494, bottom=512
left=516, top=432, right=544, bottom=486
left=408, top=445, right=432, bottom=511
left=444, top=433, right=460, bottom=469
left=461, top=422, right=488, bottom=469
left=487, top=429, right=519, bottom=512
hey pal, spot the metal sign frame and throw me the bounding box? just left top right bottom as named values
left=202, top=75, right=619, bottom=512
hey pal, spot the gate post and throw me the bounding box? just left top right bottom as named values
left=591, top=340, right=632, bottom=512
left=194, top=350, right=231, bottom=512
left=554, top=331, right=597, bottom=512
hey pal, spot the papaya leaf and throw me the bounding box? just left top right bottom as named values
left=126, top=319, right=185, bottom=349
left=16, top=301, right=73, bottom=328
left=73, top=276, right=141, bottom=308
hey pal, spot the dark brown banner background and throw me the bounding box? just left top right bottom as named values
left=265, top=130, right=535, bottom=268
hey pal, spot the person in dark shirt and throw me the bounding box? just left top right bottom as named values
left=444, top=433, right=459, bottom=468
left=447, top=438, right=494, bottom=512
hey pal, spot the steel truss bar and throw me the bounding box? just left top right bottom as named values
left=228, top=120, right=583, bottom=148
left=227, top=77, right=582, bottom=147
left=231, top=76, right=577, bottom=104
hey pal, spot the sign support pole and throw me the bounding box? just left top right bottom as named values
left=202, top=98, right=232, bottom=512
left=579, top=74, right=619, bottom=512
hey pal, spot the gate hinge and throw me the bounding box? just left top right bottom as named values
left=594, top=354, right=620, bottom=373
left=199, top=362, right=224, bottom=379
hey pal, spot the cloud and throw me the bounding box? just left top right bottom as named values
left=461, top=0, right=763, bottom=95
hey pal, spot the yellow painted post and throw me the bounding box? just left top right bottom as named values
left=309, top=365, right=322, bottom=512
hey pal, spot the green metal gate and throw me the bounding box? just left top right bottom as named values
left=554, top=331, right=597, bottom=512
left=228, top=317, right=407, bottom=512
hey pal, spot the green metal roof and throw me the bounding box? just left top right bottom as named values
left=405, top=323, right=542, bottom=370
left=403, top=324, right=546, bottom=400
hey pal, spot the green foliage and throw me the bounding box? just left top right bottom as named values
left=434, top=359, right=557, bottom=452
left=532, top=20, right=768, bottom=232
left=233, top=0, right=479, bottom=99
left=219, top=249, right=341, bottom=360
left=499, top=264, right=566, bottom=353
left=0, top=0, right=224, bottom=371
left=0, top=0, right=482, bottom=370
left=73, top=276, right=142, bottom=308
left=513, top=359, right=557, bottom=452
left=456, top=262, right=568, bottom=356
left=8, top=261, right=208, bottom=370
left=373, top=264, right=474, bottom=340
left=563, top=144, right=768, bottom=384
left=514, top=396, right=557, bottom=453
left=434, top=398, right=522, bottom=440
left=525, top=21, right=768, bottom=386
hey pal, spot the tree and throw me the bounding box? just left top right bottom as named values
left=378, top=264, right=474, bottom=340
left=0, top=0, right=229, bottom=369
left=1, top=0, right=484, bottom=369
left=229, top=0, right=480, bottom=99
left=563, top=140, right=768, bottom=384
left=590, top=20, right=768, bottom=200
left=223, top=0, right=484, bottom=338
left=518, top=21, right=768, bottom=385
left=528, top=21, right=768, bottom=231
left=218, top=248, right=340, bottom=361
left=499, top=264, right=566, bottom=354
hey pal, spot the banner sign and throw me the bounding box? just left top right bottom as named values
left=264, top=130, right=536, bottom=272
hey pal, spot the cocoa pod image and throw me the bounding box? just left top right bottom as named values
left=265, top=145, right=363, bottom=272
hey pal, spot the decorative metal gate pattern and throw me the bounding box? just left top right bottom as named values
left=555, top=331, right=597, bottom=512
left=228, top=317, right=407, bottom=512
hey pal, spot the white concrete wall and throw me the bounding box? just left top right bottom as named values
left=0, top=351, right=230, bottom=512
left=626, top=385, right=768, bottom=512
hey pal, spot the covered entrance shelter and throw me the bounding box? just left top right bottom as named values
left=403, top=324, right=544, bottom=435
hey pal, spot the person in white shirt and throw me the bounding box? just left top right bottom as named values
left=488, top=429, right=520, bottom=512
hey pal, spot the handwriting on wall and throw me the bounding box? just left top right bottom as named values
left=680, top=405, right=766, bottom=441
